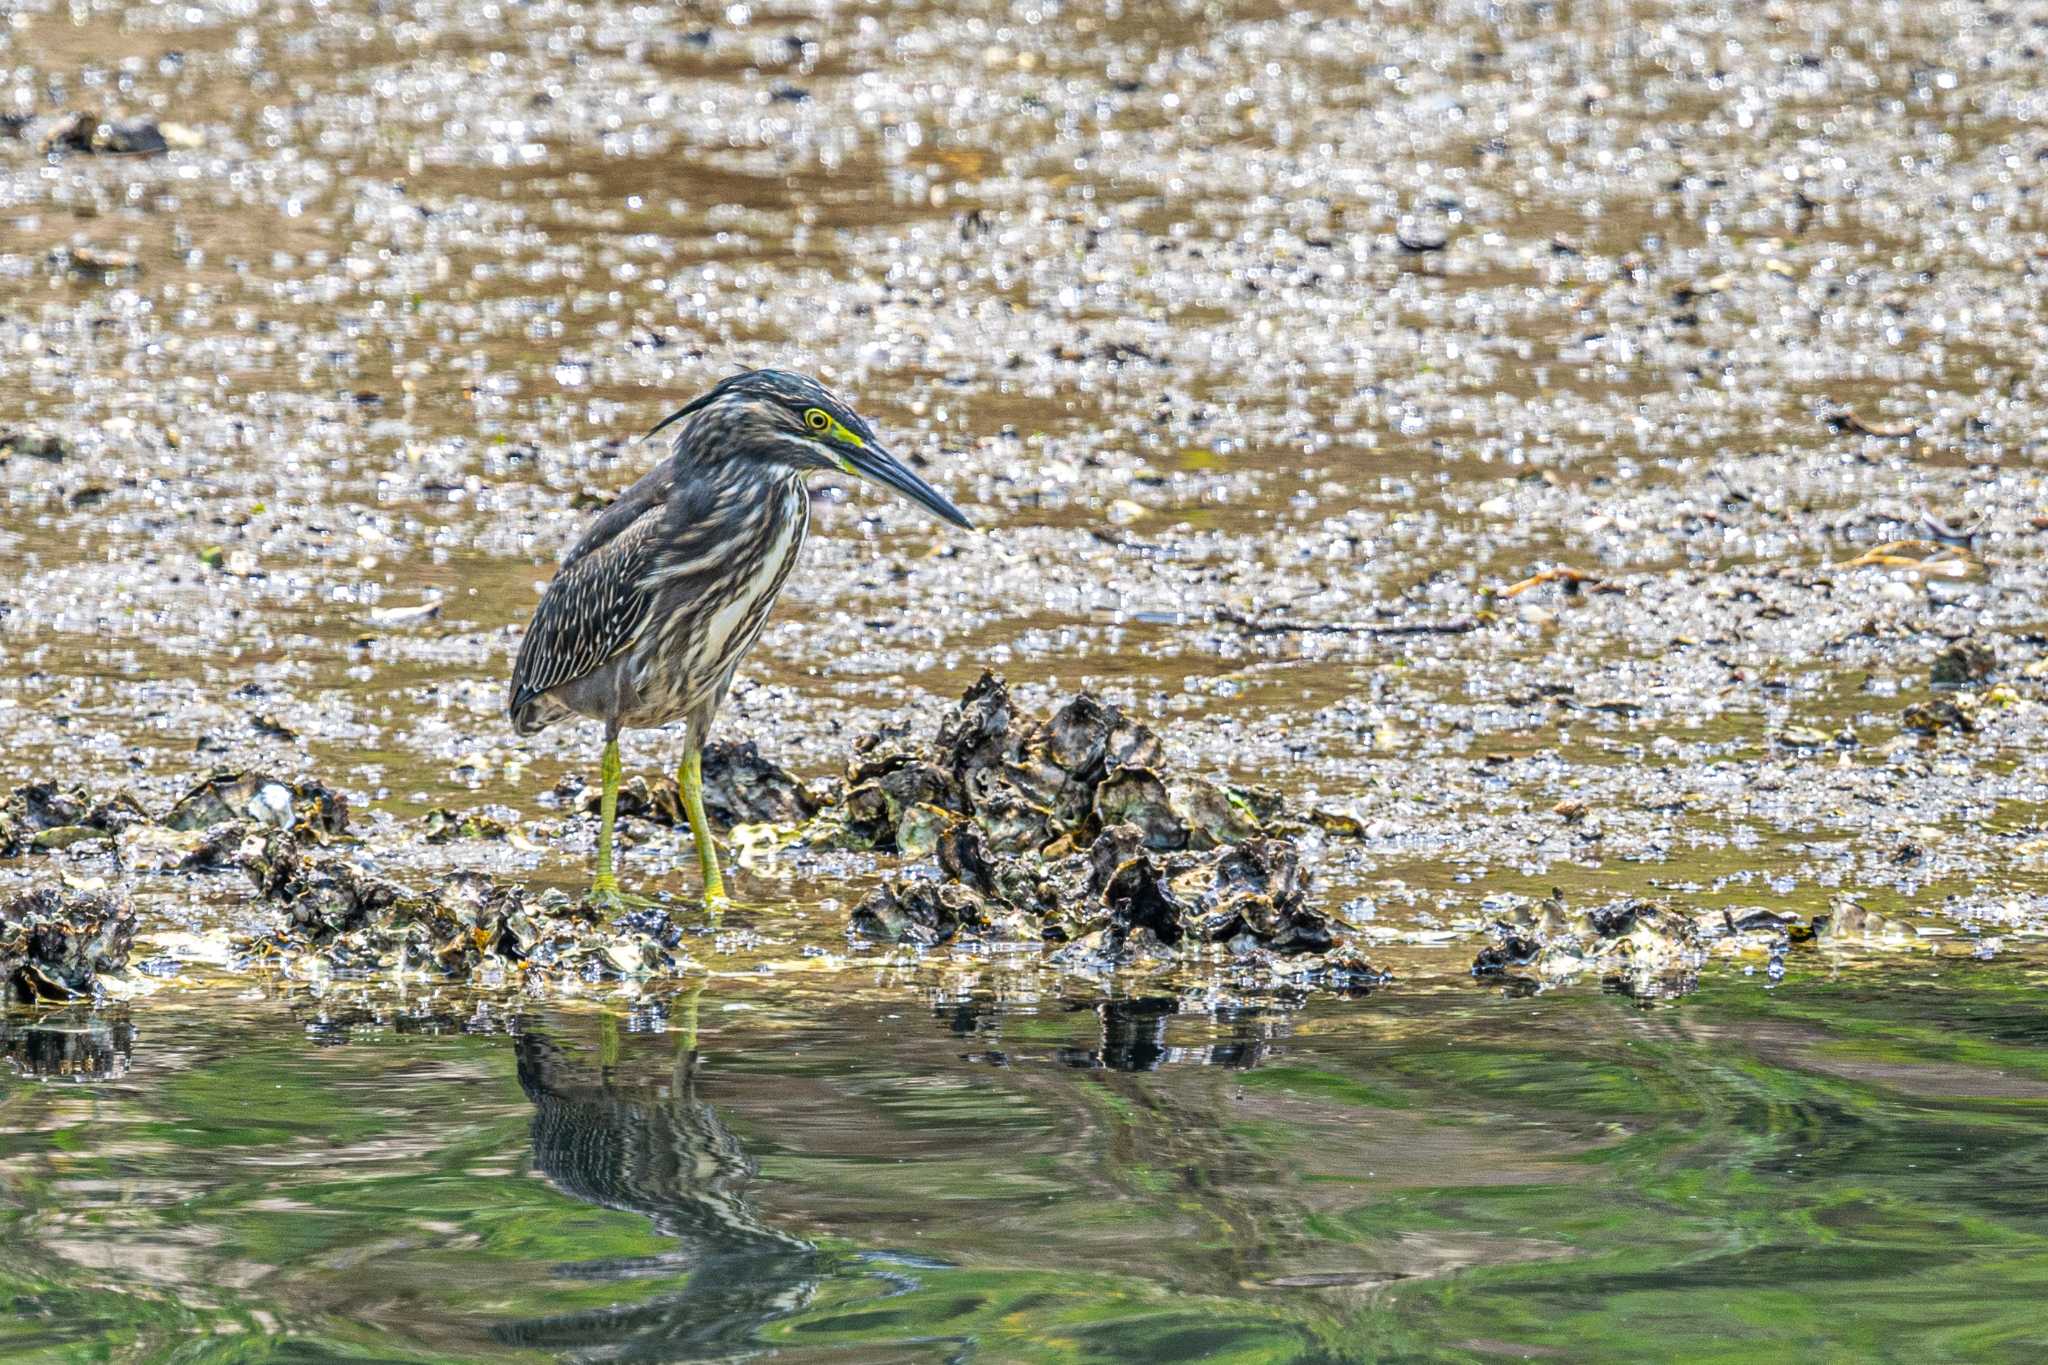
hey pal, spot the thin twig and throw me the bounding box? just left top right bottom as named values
left=1835, top=539, right=1977, bottom=572
left=1499, top=565, right=1604, bottom=598
left=1217, top=608, right=1481, bottom=637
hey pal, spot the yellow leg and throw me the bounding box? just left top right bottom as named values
left=678, top=748, right=727, bottom=905
left=673, top=985, right=702, bottom=1091
left=678, top=985, right=700, bottom=1055
left=592, top=737, right=622, bottom=900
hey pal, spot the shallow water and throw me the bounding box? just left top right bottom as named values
left=7, top=964, right=2048, bottom=1362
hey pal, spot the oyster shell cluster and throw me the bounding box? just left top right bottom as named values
left=0, top=886, right=136, bottom=1004
left=1473, top=892, right=1708, bottom=1000
left=1, top=768, right=687, bottom=991
left=1472, top=889, right=1920, bottom=1000
left=839, top=673, right=1341, bottom=961
left=239, top=833, right=684, bottom=984
left=1, top=770, right=346, bottom=868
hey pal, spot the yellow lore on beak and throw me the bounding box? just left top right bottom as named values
left=824, top=415, right=864, bottom=473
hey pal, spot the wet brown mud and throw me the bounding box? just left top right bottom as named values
left=4, top=0, right=2048, bottom=1007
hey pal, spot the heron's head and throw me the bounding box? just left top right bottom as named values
left=648, top=369, right=974, bottom=530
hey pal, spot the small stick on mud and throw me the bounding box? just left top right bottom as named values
left=1216, top=609, right=1480, bottom=638
left=1835, top=540, right=1978, bottom=574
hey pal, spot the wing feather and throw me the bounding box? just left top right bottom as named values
left=508, top=510, right=664, bottom=725
left=507, top=464, right=737, bottom=730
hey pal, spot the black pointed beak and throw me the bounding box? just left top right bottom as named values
left=846, top=441, right=975, bottom=531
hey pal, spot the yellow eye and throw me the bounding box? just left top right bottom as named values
left=804, top=408, right=831, bottom=433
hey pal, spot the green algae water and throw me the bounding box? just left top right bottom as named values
left=7, top=963, right=2048, bottom=1362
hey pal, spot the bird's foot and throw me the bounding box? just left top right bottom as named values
left=695, top=885, right=793, bottom=917
left=696, top=859, right=729, bottom=915
left=584, top=880, right=661, bottom=915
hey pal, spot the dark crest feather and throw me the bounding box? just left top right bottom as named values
left=642, top=368, right=864, bottom=444
left=643, top=384, right=725, bottom=443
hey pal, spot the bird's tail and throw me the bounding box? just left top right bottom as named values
left=509, top=691, right=570, bottom=737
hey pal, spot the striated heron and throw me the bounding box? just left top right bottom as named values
left=508, top=369, right=974, bottom=907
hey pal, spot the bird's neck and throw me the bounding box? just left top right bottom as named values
left=680, top=452, right=808, bottom=536
left=679, top=448, right=800, bottom=499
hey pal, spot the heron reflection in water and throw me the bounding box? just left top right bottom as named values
left=495, top=995, right=821, bottom=1361
left=0, top=1010, right=133, bottom=1081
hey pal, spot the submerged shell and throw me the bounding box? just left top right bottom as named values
left=420, top=807, right=514, bottom=843
left=1, top=782, right=91, bottom=840
left=1931, top=638, right=1996, bottom=687
left=1473, top=894, right=1705, bottom=999
left=117, top=822, right=255, bottom=873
